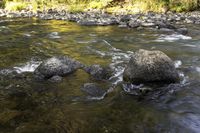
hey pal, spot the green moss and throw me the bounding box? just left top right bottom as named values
left=5, top=1, right=28, bottom=11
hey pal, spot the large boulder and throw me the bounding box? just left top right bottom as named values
left=34, top=56, right=83, bottom=80
left=123, top=49, right=180, bottom=84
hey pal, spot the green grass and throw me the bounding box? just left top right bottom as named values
left=1, top=0, right=199, bottom=13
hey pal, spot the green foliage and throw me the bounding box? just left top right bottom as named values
left=169, top=0, right=199, bottom=12
left=1, top=0, right=199, bottom=13
left=5, top=1, right=27, bottom=11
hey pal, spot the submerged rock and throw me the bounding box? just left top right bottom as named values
left=48, top=75, right=63, bottom=83
left=81, top=83, right=106, bottom=97
left=34, top=56, right=83, bottom=80
left=84, top=65, right=112, bottom=80
left=123, top=49, right=180, bottom=84
left=176, top=28, right=188, bottom=35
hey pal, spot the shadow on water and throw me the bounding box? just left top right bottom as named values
left=0, top=18, right=200, bottom=133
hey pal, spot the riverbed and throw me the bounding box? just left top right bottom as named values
left=0, top=17, right=200, bottom=133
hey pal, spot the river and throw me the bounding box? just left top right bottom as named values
left=0, top=17, right=200, bottom=133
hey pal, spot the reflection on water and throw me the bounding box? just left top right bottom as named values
left=0, top=18, right=200, bottom=133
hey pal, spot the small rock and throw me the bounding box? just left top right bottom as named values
left=48, top=75, right=62, bottom=83
left=81, top=83, right=106, bottom=97
left=176, top=28, right=188, bottom=35
left=84, top=65, right=112, bottom=80
left=128, top=20, right=140, bottom=28
left=141, top=22, right=155, bottom=27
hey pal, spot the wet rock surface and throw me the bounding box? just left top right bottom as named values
left=34, top=56, right=84, bottom=80
left=123, top=49, right=180, bottom=84
left=84, top=65, right=113, bottom=80
left=81, top=83, right=107, bottom=97
left=48, top=75, right=63, bottom=83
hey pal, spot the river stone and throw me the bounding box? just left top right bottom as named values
left=84, top=65, right=112, bottom=80
left=128, top=20, right=140, bottom=28
left=123, top=49, right=180, bottom=84
left=34, top=56, right=83, bottom=80
left=81, top=83, right=106, bottom=97
left=78, top=19, right=98, bottom=26
left=176, top=28, right=188, bottom=35
left=48, top=75, right=63, bottom=83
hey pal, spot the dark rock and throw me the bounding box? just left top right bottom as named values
left=78, top=19, right=98, bottom=26
left=119, top=15, right=131, bottom=22
left=128, top=20, right=140, bottom=28
left=48, top=75, right=63, bottom=83
left=47, top=9, right=58, bottom=14
left=84, top=65, right=112, bottom=80
left=34, top=56, right=83, bottom=80
left=78, top=17, right=117, bottom=26
left=155, top=22, right=176, bottom=29
left=176, top=28, right=188, bottom=35
left=81, top=83, right=106, bottom=97
left=123, top=49, right=180, bottom=84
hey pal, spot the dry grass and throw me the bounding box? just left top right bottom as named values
left=2, top=0, right=199, bottom=13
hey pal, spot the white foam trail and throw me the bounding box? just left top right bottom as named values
left=109, top=51, right=133, bottom=85
left=174, top=60, right=182, bottom=68
left=155, top=34, right=192, bottom=42
left=87, top=92, right=107, bottom=100
left=0, top=26, right=10, bottom=31
left=87, top=42, right=132, bottom=85
left=196, top=67, right=200, bottom=72
left=24, top=33, right=31, bottom=37
left=86, top=46, right=106, bottom=57
left=14, top=61, right=41, bottom=73
left=102, top=40, right=122, bottom=52
left=77, top=39, right=97, bottom=44
left=183, top=44, right=197, bottom=48
left=48, top=32, right=61, bottom=39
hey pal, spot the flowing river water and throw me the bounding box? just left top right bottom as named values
left=0, top=18, right=200, bottom=133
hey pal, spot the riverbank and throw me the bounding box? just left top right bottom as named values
left=1, top=8, right=200, bottom=35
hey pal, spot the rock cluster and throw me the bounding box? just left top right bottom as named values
left=34, top=56, right=113, bottom=81
left=2, top=8, right=200, bottom=34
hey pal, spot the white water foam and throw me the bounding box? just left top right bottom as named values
left=183, top=44, right=197, bottom=48
left=179, top=72, right=189, bottom=85
left=174, top=60, right=182, bottom=68
left=23, top=33, right=31, bottom=37
left=108, top=51, right=133, bottom=85
left=155, top=34, right=192, bottom=42
left=102, top=39, right=122, bottom=52
left=14, top=61, right=41, bottom=73
left=0, top=26, right=10, bottom=31
left=86, top=46, right=106, bottom=57
left=48, top=32, right=61, bottom=39
left=196, top=67, right=200, bottom=73
left=77, top=39, right=97, bottom=44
